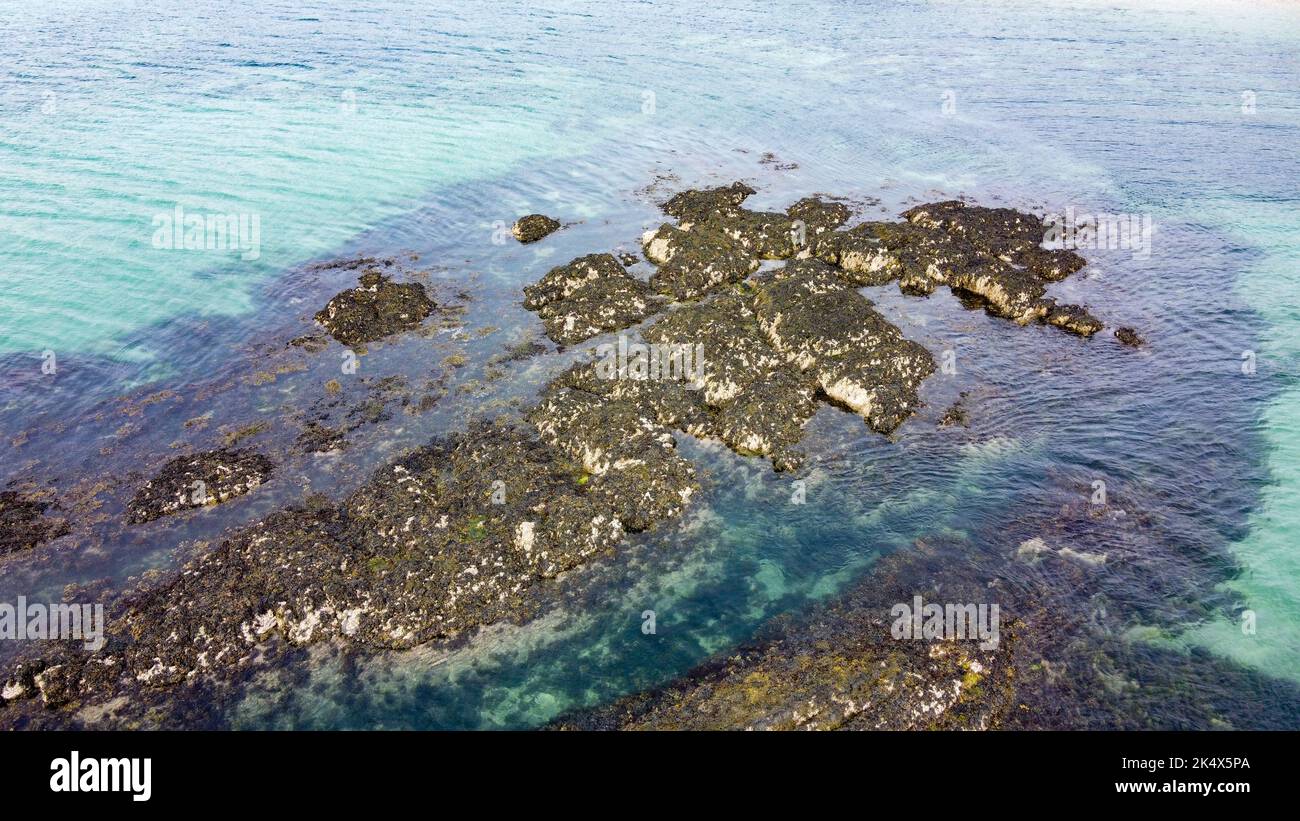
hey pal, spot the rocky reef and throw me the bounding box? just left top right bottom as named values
left=314, top=270, right=436, bottom=346
left=0, top=179, right=1118, bottom=729
left=512, top=214, right=561, bottom=244
left=127, top=449, right=275, bottom=524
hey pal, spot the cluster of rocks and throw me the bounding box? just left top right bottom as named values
left=0, top=180, right=1113, bottom=728
left=0, top=412, right=699, bottom=723
left=525, top=183, right=1104, bottom=348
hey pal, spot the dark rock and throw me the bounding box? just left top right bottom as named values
left=786, top=196, right=851, bottom=248
left=661, top=182, right=755, bottom=222
left=939, top=393, right=969, bottom=428
left=511, top=214, right=561, bottom=244
left=753, top=260, right=936, bottom=433
left=551, top=549, right=1016, bottom=731
left=1043, top=302, right=1105, bottom=337
left=1115, top=327, right=1145, bottom=347
left=314, top=270, right=435, bottom=346
left=0, top=492, right=70, bottom=556
left=127, top=449, right=275, bottom=524
left=642, top=224, right=759, bottom=300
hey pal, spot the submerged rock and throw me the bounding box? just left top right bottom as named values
left=0, top=491, right=70, bottom=556
left=939, top=392, right=970, bottom=428
left=315, top=270, right=435, bottom=346
left=511, top=214, right=561, bottom=244
left=522, top=253, right=658, bottom=344
left=1115, top=327, right=1145, bottom=347
left=127, top=449, right=274, bottom=524
left=552, top=548, right=1016, bottom=731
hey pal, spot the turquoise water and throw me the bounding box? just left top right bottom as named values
left=1, top=0, right=1299, bottom=727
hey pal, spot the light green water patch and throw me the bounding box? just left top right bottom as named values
left=1171, top=200, right=1300, bottom=679
left=0, top=79, right=603, bottom=359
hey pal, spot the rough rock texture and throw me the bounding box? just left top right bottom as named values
left=1, top=418, right=697, bottom=725
left=127, top=449, right=275, bottom=524
left=511, top=214, right=561, bottom=244
left=786, top=196, right=851, bottom=240
left=806, top=199, right=1102, bottom=335
left=1, top=180, right=1114, bottom=729
left=753, top=260, right=936, bottom=433
left=642, top=224, right=760, bottom=300
left=0, top=491, right=70, bottom=556
left=661, top=181, right=755, bottom=222
left=522, top=254, right=658, bottom=345
left=315, top=270, right=435, bottom=346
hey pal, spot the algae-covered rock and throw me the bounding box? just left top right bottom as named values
left=523, top=254, right=658, bottom=344
left=551, top=551, right=1017, bottom=731
left=1115, top=327, right=1145, bottom=347
left=127, top=449, right=274, bottom=524
left=753, top=261, right=935, bottom=433
left=0, top=491, right=70, bottom=555
left=786, top=196, right=851, bottom=244
left=512, top=214, right=561, bottom=244
left=700, top=210, right=798, bottom=259
left=642, top=224, right=760, bottom=301
left=1043, top=302, right=1105, bottom=337
left=315, top=270, right=435, bottom=346
left=661, top=181, right=756, bottom=222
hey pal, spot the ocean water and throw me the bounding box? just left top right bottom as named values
left=1, top=0, right=1298, bottom=728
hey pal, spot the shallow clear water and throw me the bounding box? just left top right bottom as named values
left=1, top=0, right=1298, bottom=727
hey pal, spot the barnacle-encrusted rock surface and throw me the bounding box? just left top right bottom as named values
left=127, top=449, right=275, bottom=524
left=0, top=491, right=70, bottom=556
left=511, top=214, right=561, bottom=244
left=1, top=416, right=698, bottom=726
left=1115, top=327, right=1145, bottom=347
left=522, top=253, right=658, bottom=344
left=314, top=270, right=435, bottom=346
left=642, top=224, right=761, bottom=300
left=752, top=259, right=935, bottom=433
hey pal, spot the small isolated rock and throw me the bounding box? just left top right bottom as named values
left=128, top=449, right=275, bottom=524
left=1115, top=327, right=1144, bottom=347
left=315, top=270, right=435, bottom=346
left=938, top=393, right=969, bottom=428
left=512, top=214, right=561, bottom=244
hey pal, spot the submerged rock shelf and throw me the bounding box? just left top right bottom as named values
left=0, top=180, right=1114, bottom=729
